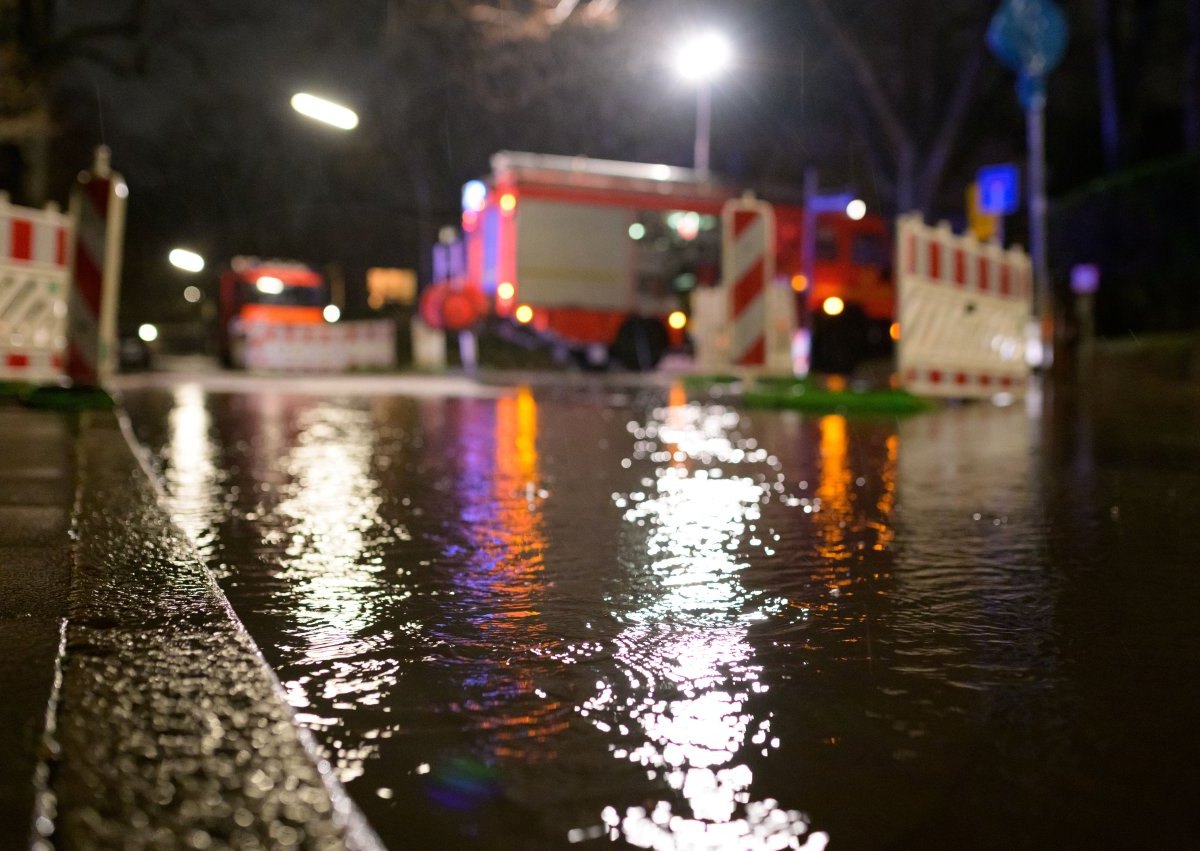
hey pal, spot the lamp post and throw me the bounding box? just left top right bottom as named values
left=168, top=247, right=205, bottom=273
left=674, top=31, right=731, bottom=179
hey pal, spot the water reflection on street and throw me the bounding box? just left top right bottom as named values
left=120, top=376, right=1200, bottom=849
left=588, top=397, right=820, bottom=849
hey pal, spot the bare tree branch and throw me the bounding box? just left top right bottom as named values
left=804, top=0, right=910, bottom=156
left=916, top=35, right=985, bottom=209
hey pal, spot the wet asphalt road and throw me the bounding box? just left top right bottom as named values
left=118, top=372, right=1200, bottom=850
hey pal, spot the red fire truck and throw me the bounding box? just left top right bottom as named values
left=217, top=257, right=330, bottom=368
left=457, top=151, right=894, bottom=371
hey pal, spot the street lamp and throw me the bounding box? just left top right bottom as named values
left=168, top=247, right=205, bottom=273
left=674, top=30, right=732, bottom=178
left=290, top=92, right=359, bottom=130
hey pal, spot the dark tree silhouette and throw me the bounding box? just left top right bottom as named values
left=0, top=0, right=146, bottom=202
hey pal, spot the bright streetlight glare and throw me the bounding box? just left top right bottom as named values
left=169, top=248, right=205, bottom=273
left=137, top=323, right=158, bottom=342
left=290, top=92, right=359, bottom=130
left=675, top=31, right=732, bottom=82
left=846, top=198, right=867, bottom=220
left=323, top=304, right=341, bottom=323
left=183, top=285, right=201, bottom=303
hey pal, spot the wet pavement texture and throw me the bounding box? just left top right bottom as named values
left=119, top=377, right=1200, bottom=849
left=53, top=412, right=380, bottom=851
left=0, top=408, right=73, bottom=846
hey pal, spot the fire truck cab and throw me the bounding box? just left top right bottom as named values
left=218, top=257, right=329, bottom=368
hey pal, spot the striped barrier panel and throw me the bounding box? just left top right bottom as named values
left=67, top=147, right=127, bottom=387
left=242, top=320, right=396, bottom=372
left=0, top=196, right=72, bottom=383
left=688, top=285, right=729, bottom=373
left=896, top=214, right=1032, bottom=399
left=721, top=197, right=776, bottom=368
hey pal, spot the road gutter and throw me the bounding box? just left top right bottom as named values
left=43, top=409, right=383, bottom=851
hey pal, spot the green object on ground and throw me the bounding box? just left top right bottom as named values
left=680, top=374, right=742, bottom=390
left=742, top=381, right=934, bottom=415
left=20, top=385, right=116, bottom=411
left=0, top=381, right=34, bottom=401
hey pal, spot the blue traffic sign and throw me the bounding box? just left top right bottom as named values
left=977, top=163, right=1020, bottom=215
left=987, top=0, right=1069, bottom=109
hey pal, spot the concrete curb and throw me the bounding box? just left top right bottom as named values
left=43, top=410, right=384, bottom=851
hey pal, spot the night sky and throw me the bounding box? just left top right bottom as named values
left=11, top=1, right=1196, bottom=331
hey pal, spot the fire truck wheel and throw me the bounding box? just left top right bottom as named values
left=611, top=316, right=667, bottom=371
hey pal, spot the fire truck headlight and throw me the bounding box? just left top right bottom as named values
left=497, top=282, right=515, bottom=301
left=500, top=193, right=517, bottom=213
left=668, top=311, right=687, bottom=330
left=323, top=305, right=341, bottom=323
left=515, top=304, right=534, bottom=324
left=256, top=276, right=285, bottom=295
left=822, top=296, right=845, bottom=317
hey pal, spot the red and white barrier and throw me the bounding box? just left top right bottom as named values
left=0, top=196, right=72, bottom=383
left=896, top=214, right=1032, bottom=398
left=689, top=285, right=729, bottom=372
left=690, top=197, right=794, bottom=374
left=67, top=147, right=127, bottom=387
left=242, top=320, right=396, bottom=372
left=722, top=197, right=777, bottom=368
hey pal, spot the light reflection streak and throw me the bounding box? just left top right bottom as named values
left=440, top=388, right=566, bottom=769
left=162, top=392, right=407, bottom=782
left=765, top=413, right=901, bottom=684
left=266, top=404, right=410, bottom=783
left=164, top=383, right=222, bottom=557
left=580, top=393, right=828, bottom=851
left=815, top=415, right=852, bottom=566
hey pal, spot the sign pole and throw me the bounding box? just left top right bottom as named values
left=987, top=0, right=1068, bottom=371
left=1026, top=100, right=1053, bottom=367
left=800, top=167, right=818, bottom=329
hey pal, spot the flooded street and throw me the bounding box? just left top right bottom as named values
left=118, top=375, right=1200, bottom=849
